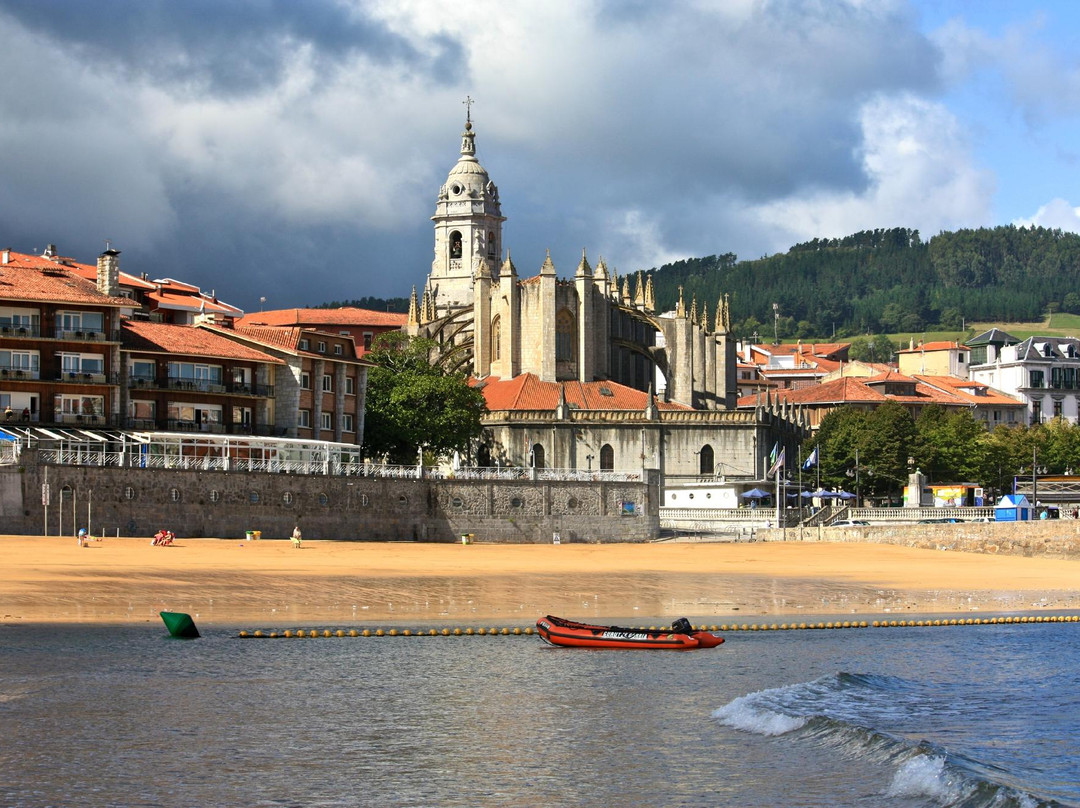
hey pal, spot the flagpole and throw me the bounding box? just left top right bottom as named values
left=798, top=447, right=803, bottom=541
left=775, top=452, right=782, bottom=529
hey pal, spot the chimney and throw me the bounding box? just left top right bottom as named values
left=44, top=243, right=57, bottom=258
left=97, top=247, right=121, bottom=297
left=1, top=248, right=9, bottom=265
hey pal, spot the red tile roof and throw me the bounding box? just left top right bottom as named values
left=0, top=252, right=130, bottom=306
left=122, top=320, right=284, bottom=362
left=738, top=371, right=1004, bottom=410
left=236, top=307, right=407, bottom=328
left=897, top=341, right=961, bottom=353
left=478, top=373, right=692, bottom=411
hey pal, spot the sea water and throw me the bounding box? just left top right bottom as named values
left=1, top=618, right=1077, bottom=807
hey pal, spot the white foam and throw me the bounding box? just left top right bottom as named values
left=885, top=755, right=959, bottom=802
left=712, top=695, right=808, bottom=736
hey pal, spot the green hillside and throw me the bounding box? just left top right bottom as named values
left=649, top=225, right=1080, bottom=341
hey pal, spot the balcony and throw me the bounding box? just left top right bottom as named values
left=0, top=324, right=40, bottom=338
left=55, top=370, right=116, bottom=385
left=167, top=378, right=227, bottom=393
left=0, top=366, right=39, bottom=381
left=54, top=329, right=107, bottom=342
left=227, top=381, right=275, bottom=397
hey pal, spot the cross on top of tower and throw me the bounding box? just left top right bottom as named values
left=463, top=95, right=474, bottom=125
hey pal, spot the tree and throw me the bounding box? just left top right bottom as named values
left=914, top=405, right=986, bottom=483
left=362, top=333, right=488, bottom=464
left=848, top=334, right=897, bottom=363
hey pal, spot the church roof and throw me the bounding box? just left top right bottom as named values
left=477, top=373, right=692, bottom=412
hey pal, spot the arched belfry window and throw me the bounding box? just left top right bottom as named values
left=487, top=230, right=496, bottom=256
left=450, top=231, right=463, bottom=259
left=491, top=315, right=501, bottom=361
left=555, top=309, right=576, bottom=362
left=531, top=443, right=545, bottom=469
left=699, top=445, right=714, bottom=476
left=600, top=444, right=614, bottom=471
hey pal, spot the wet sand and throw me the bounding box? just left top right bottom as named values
left=1, top=535, right=1078, bottom=626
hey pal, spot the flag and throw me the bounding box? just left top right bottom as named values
left=802, top=447, right=818, bottom=471
left=768, top=441, right=779, bottom=468
left=768, top=447, right=786, bottom=476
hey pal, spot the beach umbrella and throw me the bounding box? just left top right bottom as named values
left=740, top=488, right=771, bottom=499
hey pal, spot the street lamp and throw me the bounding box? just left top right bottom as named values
left=772, top=303, right=779, bottom=345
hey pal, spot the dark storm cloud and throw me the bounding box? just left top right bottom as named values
left=0, top=0, right=464, bottom=94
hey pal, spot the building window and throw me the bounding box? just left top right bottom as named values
left=124, top=487, right=136, bottom=500
left=334, top=344, right=343, bottom=356
left=531, top=443, right=545, bottom=469
left=555, top=309, right=576, bottom=362
left=301, top=372, right=311, bottom=389
left=449, top=230, right=462, bottom=259
left=1054, top=399, right=1064, bottom=419
left=170, top=488, right=182, bottom=502
left=600, top=444, right=614, bottom=471
left=345, top=376, right=355, bottom=395
left=322, top=374, right=333, bottom=392
left=317, top=341, right=327, bottom=353
left=342, top=413, right=354, bottom=432
left=299, top=409, right=311, bottom=428
left=249, top=491, right=260, bottom=504
left=321, top=412, right=332, bottom=430
left=209, top=490, right=221, bottom=503
left=363, top=332, right=373, bottom=351
left=491, top=315, right=501, bottom=361
left=299, top=339, right=309, bottom=350
left=699, top=445, right=714, bottom=475
left=1030, top=370, right=1044, bottom=388
left=282, top=492, right=293, bottom=506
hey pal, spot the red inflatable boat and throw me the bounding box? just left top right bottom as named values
left=536, top=615, right=725, bottom=650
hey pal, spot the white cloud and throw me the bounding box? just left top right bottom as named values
left=1013, top=198, right=1080, bottom=233
left=748, top=93, right=994, bottom=247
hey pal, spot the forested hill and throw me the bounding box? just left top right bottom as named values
left=650, top=225, right=1080, bottom=339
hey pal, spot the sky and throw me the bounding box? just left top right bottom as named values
left=2, top=0, right=1080, bottom=315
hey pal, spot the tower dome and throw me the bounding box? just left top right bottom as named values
left=430, top=110, right=506, bottom=308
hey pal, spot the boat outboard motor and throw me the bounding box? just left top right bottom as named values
left=671, top=617, right=693, bottom=634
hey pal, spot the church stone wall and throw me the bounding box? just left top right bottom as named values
left=0, top=456, right=658, bottom=544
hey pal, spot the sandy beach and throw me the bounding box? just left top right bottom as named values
left=2, top=535, right=1078, bottom=627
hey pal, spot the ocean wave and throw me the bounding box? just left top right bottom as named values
left=713, top=673, right=1066, bottom=808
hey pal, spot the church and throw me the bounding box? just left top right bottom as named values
left=408, top=112, right=805, bottom=483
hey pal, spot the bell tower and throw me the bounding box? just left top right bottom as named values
left=429, top=98, right=505, bottom=310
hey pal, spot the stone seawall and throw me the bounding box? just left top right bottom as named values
left=759, top=522, right=1080, bottom=560
left=0, top=454, right=659, bottom=543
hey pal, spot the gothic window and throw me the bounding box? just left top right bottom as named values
left=556, top=309, right=576, bottom=362
left=450, top=231, right=462, bottom=259
left=699, top=445, right=714, bottom=475
left=600, top=444, right=614, bottom=471
left=487, top=230, right=496, bottom=256
left=491, top=315, right=501, bottom=361
left=531, top=443, right=545, bottom=469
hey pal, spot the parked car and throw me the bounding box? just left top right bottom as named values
left=830, top=519, right=870, bottom=527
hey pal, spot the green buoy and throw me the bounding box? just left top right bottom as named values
left=160, top=611, right=200, bottom=639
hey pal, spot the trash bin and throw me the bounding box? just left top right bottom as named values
left=253, top=530, right=261, bottom=540
left=245, top=530, right=255, bottom=540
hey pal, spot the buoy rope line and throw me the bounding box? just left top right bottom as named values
left=236, top=614, right=1079, bottom=638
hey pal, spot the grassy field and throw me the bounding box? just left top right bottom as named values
left=887, top=314, right=1080, bottom=346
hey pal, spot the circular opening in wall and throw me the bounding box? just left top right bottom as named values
left=124, top=487, right=136, bottom=501
left=359, top=493, right=370, bottom=507
left=249, top=491, right=260, bottom=504
left=688, top=493, right=694, bottom=500
left=209, top=490, right=221, bottom=503
left=510, top=497, right=523, bottom=508
left=452, top=497, right=464, bottom=507
left=282, top=491, right=293, bottom=506
left=567, top=497, right=579, bottom=509
left=170, top=488, right=182, bottom=503
left=706, top=493, right=712, bottom=499
left=451, top=183, right=463, bottom=195
left=398, top=495, right=408, bottom=506
left=319, top=493, right=330, bottom=506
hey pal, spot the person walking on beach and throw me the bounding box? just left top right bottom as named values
left=291, top=526, right=302, bottom=549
